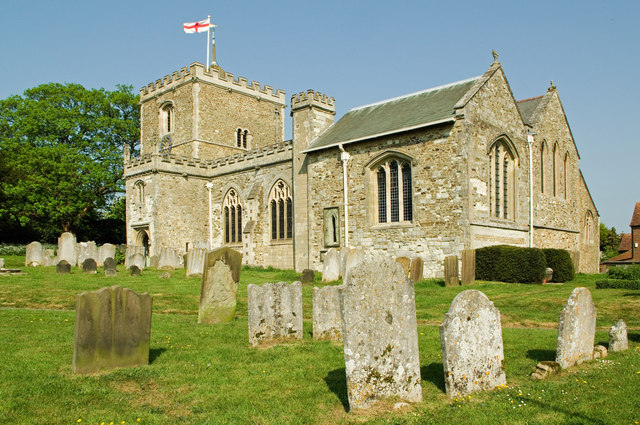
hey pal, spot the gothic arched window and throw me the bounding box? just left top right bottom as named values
left=160, top=103, right=174, bottom=135
left=134, top=180, right=145, bottom=204
left=489, top=138, right=518, bottom=220
left=269, top=180, right=292, bottom=240
left=373, top=157, right=413, bottom=224
left=223, top=189, right=243, bottom=244
left=584, top=211, right=595, bottom=245
left=563, top=152, right=569, bottom=200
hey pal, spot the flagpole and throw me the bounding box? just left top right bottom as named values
left=206, top=15, right=211, bottom=71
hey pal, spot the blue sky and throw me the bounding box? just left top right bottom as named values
left=2, top=0, right=638, bottom=232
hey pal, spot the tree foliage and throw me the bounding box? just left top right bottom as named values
left=0, top=83, right=139, bottom=240
left=599, top=223, right=621, bottom=261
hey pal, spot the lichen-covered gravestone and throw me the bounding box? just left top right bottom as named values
left=25, top=241, right=45, bottom=266
left=57, top=260, right=71, bottom=274
left=247, top=281, right=302, bottom=346
left=339, top=256, right=422, bottom=410
left=440, top=290, right=506, bottom=398
left=312, top=285, right=342, bottom=340
left=300, top=269, right=315, bottom=284
left=103, top=257, right=117, bottom=277
left=322, top=248, right=340, bottom=282
left=130, top=253, right=145, bottom=271
left=97, top=243, right=116, bottom=267
left=158, top=247, right=181, bottom=270
left=409, top=257, right=424, bottom=282
left=204, top=247, right=243, bottom=284
left=82, top=258, right=97, bottom=274
left=125, top=245, right=145, bottom=269
left=129, top=265, right=141, bottom=276
left=77, top=241, right=98, bottom=269
left=395, top=256, right=411, bottom=278
left=186, top=248, right=207, bottom=278
left=73, top=285, right=152, bottom=374
left=58, top=232, right=77, bottom=266
left=609, top=319, right=628, bottom=352
left=198, top=260, right=237, bottom=324
left=555, top=287, right=596, bottom=369
left=340, top=247, right=364, bottom=279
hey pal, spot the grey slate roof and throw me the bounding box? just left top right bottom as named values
left=517, top=96, right=544, bottom=126
left=303, top=76, right=481, bottom=153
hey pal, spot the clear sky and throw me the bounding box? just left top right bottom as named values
left=2, top=0, right=638, bottom=232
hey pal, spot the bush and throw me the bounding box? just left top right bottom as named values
left=595, top=279, right=640, bottom=290
left=476, top=245, right=546, bottom=283
left=0, top=244, right=26, bottom=256
left=543, top=248, right=575, bottom=282
left=607, top=265, right=640, bottom=280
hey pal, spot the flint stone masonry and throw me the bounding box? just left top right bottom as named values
left=556, top=287, right=596, bottom=369
left=339, top=256, right=422, bottom=410
left=158, top=246, right=182, bottom=270
left=77, top=242, right=98, bottom=269
left=129, top=265, right=141, bottom=276
left=444, top=255, right=459, bottom=287
left=25, top=242, right=45, bottom=266
left=340, top=247, right=365, bottom=279
left=247, top=281, right=302, bottom=346
left=322, top=248, right=340, bottom=282
left=198, top=260, right=237, bottom=324
left=312, top=285, right=342, bottom=340
left=73, top=285, right=152, bottom=374
left=409, top=257, right=424, bottom=282
left=58, top=232, right=77, bottom=267
left=440, top=290, right=506, bottom=397
left=395, top=256, right=411, bottom=278
left=186, top=248, right=207, bottom=278
left=97, top=243, right=116, bottom=267
left=204, top=247, right=243, bottom=283
left=57, top=260, right=71, bottom=274
left=104, top=257, right=117, bottom=276
left=82, top=258, right=97, bottom=274
left=609, top=320, right=628, bottom=352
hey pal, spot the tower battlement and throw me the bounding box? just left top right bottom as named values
left=291, top=90, right=335, bottom=112
left=140, top=62, right=286, bottom=104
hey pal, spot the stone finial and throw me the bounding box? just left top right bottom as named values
left=492, top=50, right=499, bottom=63
left=549, top=80, right=556, bottom=90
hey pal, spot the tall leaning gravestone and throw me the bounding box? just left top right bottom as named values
left=556, top=287, right=596, bottom=369
left=73, top=286, right=152, bottom=374
left=339, top=255, right=422, bottom=410
left=440, top=290, right=506, bottom=398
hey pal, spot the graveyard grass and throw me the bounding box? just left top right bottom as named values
left=0, top=255, right=638, bottom=424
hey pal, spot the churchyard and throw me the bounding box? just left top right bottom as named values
left=0, top=254, right=638, bottom=424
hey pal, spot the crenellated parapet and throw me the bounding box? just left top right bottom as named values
left=291, top=90, right=335, bottom=113
left=140, top=62, right=286, bottom=104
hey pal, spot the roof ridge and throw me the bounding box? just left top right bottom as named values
left=517, top=95, right=544, bottom=103
left=349, top=75, right=481, bottom=112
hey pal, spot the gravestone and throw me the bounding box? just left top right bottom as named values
left=125, top=245, right=145, bottom=269
left=77, top=241, right=98, bottom=269
left=461, top=249, right=476, bottom=285
left=192, top=240, right=209, bottom=250
left=593, top=345, right=608, bottom=359
left=556, top=287, right=596, bottom=369
left=25, top=241, right=45, bottom=266
left=158, top=246, right=181, bottom=270
left=43, top=248, right=57, bottom=266
left=444, top=255, right=459, bottom=287
left=97, top=243, right=116, bottom=267
left=395, top=256, right=411, bottom=278
left=247, top=281, right=302, bottom=346
left=339, top=256, right=422, bottom=410
left=57, top=260, right=71, bottom=274
left=300, top=269, right=315, bottom=284
left=103, top=257, right=117, bottom=277
left=186, top=248, right=207, bottom=278
left=149, top=255, right=159, bottom=269
left=609, top=320, right=628, bottom=352
left=130, top=253, right=145, bottom=271
left=0, top=258, right=4, bottom=269
left=440, top=290, right=506, bottom=397
left=82, top=258, right=97, bottom=274
left=204, top=247, right=242, bottom=284
left=544, top=268, right=553, bottom=283
left=341, top=247, right=365, bottom=279
left=129, top=265, right=141, bottom=276
left=73, top=285, right=152, bottom=374
left=409, top=257, right=424, bottom=282
left=322, top=248, right=340, bottom=282
left=198, top=260, right=237, bottom=324
left=58, top=232, right=77, bottom=266
left=312, top=285, right=342, bottom=340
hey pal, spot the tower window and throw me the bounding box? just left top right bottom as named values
left=236, top=128, right=250, bottom=149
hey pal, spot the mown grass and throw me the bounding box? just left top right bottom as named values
left=0, top=256, right=638, bottom=424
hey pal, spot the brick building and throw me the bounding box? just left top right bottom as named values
left=124, top=56, right=599, bottom=276
left=602, top=202, right=640, bottom=266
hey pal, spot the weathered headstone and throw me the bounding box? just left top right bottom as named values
left=125, top=245, right=145, bottom=269
left=593, top=345, right=608, bottom=359
left=322, top=248, right=340, bottom=282
left=556, top=287, right=596, bottom=369
left=192, top=240, right=209, bottom=250
left=0, top=258, right=4, bottom=269
left=531, top=361, right=560, bottom=380
left=25, top=241, right=45, bottom=266
left=204, top=247, right=243, bottom=284
left=247, top=281, right=302, bottom=346
left=97, top=243, right=116, bottom=267
left=312, top=285, right=342, bottom=340
left=58, top=232, right=77, bottom=266
left=461, top=249, right=476, bottom=285
left=444, top=255, right=459, bottom=287
left=43, top=248, right=57, bottom=266
left=395, top=256, right=411, bottom=278
left=130, top=253, right=145, bottom=271
left=609, top=319, right=628, bottom=352
left=129, top=265, right=141, bottom=276
left=409, top=257, right=424, bottom=282
left=57, top=260, right=71, bottom=274
left=82, top=258, right=97, bottom=274
left=341, top=247, right=365, bottom=279
left=186, top=248, right=207, bottom=278
left=149, top=255, right=159, bottom=269
left=339, top=256, right=422, bottom=410
left=158, top=246, right=181, bottom=270
left=198, top=260, right=237, bottom=324
left=440, top=290, right=506, bottom=397
left=103, top=257, right=117, bottom=277
left=73, top=285, right=152, bottom=374
left=300, top=268, right=315, bottom=284
left=544, top=268, right=553, bottom=283
left=77, top=241, right=98, bottom=269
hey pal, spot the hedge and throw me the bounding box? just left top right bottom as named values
left=476, top=245, right=546, bottom=283
left=607, top=265, right=640, bottom=281
left=595, top=279, right=640, bottom=290
left=543, top=248, right=575, bottom=283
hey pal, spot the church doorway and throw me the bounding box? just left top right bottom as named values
left=135, top=228, right=150, bottom=257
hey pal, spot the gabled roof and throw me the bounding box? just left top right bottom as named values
left=619, top=233, right=631, bottom=253
left=516, top=95, right=544, bottom=126
left=630, top=202, right=640, bottom=227
left=303, top=76, right=481, bottom=153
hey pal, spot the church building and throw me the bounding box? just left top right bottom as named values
left=124, top=53, right=599, bottom=276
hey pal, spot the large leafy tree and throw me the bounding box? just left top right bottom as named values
left=0, top=83, right=139, bottom=240
left=600, top=222, right=621, bottom=261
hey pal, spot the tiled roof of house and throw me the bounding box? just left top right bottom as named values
left=630, top=202, right=640, bottom=227
left=604, top=250, right=633, bottom=263
left=619, top=233, right=632, bottom=253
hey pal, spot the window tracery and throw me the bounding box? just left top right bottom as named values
left=223, top=189, right=243, bottom=244
left=269, top=180, right=292, bottom=240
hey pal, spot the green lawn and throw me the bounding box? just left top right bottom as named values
left=0, top=256, right=638, bottom=424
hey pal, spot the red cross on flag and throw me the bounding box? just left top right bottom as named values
left=183, top=18, right=211, bottom=33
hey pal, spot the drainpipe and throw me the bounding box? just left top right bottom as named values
left=206, top=182, right=214, bottom=249
left=339, top=144, right=350, bottom=247
left=527, top=132, right=537, bottom=248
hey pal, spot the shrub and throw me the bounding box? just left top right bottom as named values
left=476, top=245, right=546, bottom=283
left=0, top=244, right=26, bottom=256
left=543, top=248, right=574, bottom=282
left=595, top=279, right=640, bottom=290
left=607, top=265, right=640, bottom=280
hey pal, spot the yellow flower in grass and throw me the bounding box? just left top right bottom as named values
left=77, top=420, right=82, bottom=423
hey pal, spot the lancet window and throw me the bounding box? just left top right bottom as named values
left=160, top=103, right=174, bottom=135
left=236, top=128, right=249, bottom=149
left=269, top=180, right=292, bottom=240
left=223, top=189, right=243, bottom=244
left=489, top=138, right=517, bottom=220
left=374, top=157, right=413, bottom=224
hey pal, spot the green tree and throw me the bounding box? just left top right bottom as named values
left=0, top=83, right=139, bottom=240
left=600, top=222, right=621, bottom=261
